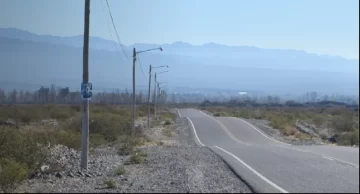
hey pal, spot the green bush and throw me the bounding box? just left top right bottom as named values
left=164, top=120, right=172, bottom=125
left=337, top=130, right=359, bottom=146
left=0, top=158, right=29, bottom=193
left=89, top=112, right=131, bottom=142
left=163, top=128, right=174, bottom=137
left=90, top=134, right=107, bottom=148
left=214, top=112, right=227, bottom=117
left=104, top=179, right=117, bottom=188
left=0, top=127, right=49, bottom=172
left=117, top=138, right=135, bottom=156
left=312, top=115, right=326, bottom=127
left=126, top=150, right=148, bottom=165
left=27, top=129, right=81, bottom=150
left=115, top=166, right=126, bottom=175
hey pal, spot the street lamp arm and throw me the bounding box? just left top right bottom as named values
left=153, top=65, right=169, bottom=69
left=136, top=47, right=163, bottom=54
left=157, top=71, right=168, bottom=75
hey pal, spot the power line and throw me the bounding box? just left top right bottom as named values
left=136, top=55, right=147, bottom=80
left=105, top=0, right=131, bottom=60
left=100, top=0, right=124, bottom=64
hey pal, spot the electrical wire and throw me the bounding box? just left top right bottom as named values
left=136, top=55, right=147, bottom=80
left=100, top=0, right=124, bottom=64
left=105, top=0, right=131, bottom=60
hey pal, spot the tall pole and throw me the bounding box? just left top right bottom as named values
left=81, top=0, right=90, bottom=170
left=147, top=65, right=152, bottom=130
left=154, top=73, right=157, bottom=118
left=132, top=48, right=136, bottom=137
left=156, top=83, right=160, bottom=114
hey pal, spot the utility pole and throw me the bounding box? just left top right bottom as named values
left=154, top=73, right=157, bottom=118
left=156, top=83, right=160, bottom=114
left=147, top=65, right=152, bottom=130
left=132, top=48, right=136, bottom=137
left=81, top=0, right=91, bottom=170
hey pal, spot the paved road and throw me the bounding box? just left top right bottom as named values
left=178, top=108, right=359, bottom=193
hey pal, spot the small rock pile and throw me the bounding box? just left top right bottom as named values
left=31, top=144, right=126, bottom=180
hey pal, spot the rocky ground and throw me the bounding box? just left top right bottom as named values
left=15, top=113, right=252, bottom=193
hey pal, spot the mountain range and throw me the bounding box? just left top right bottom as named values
left=0, top=28, right=358, bottom=96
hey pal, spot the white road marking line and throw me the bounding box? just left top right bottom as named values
left=186, top=117, right=205, bottom=147
left=322, top=156, right=334, bottom=161
left=214, top=146, right=289, bottom=193
left=276, top=145, right=359, bottom=168
left=198, top=111, right=249, bottom=146
left=231, top=117, right=291, bottom=146
left=177, top=109, right=182, bottom=117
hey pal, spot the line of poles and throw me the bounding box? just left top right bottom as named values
left=80, top=0, right=169, bottom=169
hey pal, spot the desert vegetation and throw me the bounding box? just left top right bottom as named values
left=201, top=104, right=359, bottom=146
left=0, top=102, right=152, bottom=192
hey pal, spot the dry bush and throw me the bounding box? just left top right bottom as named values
left=103, top=179, right=117, bottom=188
left=283, top=125, right=297, bottom=136
left=0, top=158, right=29, bottom=193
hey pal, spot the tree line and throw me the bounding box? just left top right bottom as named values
left=0, top=85, right=168, bottom=105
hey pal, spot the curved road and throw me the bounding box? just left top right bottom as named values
left=178, top=108, right=359, bottom=193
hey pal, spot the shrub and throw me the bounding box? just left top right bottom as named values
left=164, top=120, right=172, bottom=125
left=90, top=134, right=107, bottom=148
left=269, top=116, right=287, bottom=130
left=115, top=166, right=125, bottom=175
left=163, top=128, right=174, bottom=137
left=27, top=129, right=81, bottom=150
left=312, top=115, right=326, bottom=127
left=0, top=158, right=29, bottom=193
left=282, top=125, right=297, bottom=136
left=0, top=126, right=49, bottom=172
left=104, top=179, right=117, bottom=188
left=117, top=138, right=135, bottom=156
left=126, top=150, right=148, bottom=165
left=214, top=112, right=227, bottom=117
left=331, top=114, right=355, bottom=133
left=337, top=130, right=359, bottom=146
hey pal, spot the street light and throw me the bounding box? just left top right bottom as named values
left=154, top=71, right=169, bottom=118
left=132, top=47, right=163, bottom=137
left=147, top=65, right=169, bottom=130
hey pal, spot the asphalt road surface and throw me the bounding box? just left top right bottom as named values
left=178, top=108, right=359, bottom=193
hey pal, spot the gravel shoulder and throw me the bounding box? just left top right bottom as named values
left=15, top=112, right=252, bottom=193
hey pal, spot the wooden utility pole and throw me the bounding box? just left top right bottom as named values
left=132, top=48, right=136, bottom=136
left=81, top=0, right=90, bottom=170
left=154, top=73, right=157, bottom=118
left=147, top=65, right=152, bottom=130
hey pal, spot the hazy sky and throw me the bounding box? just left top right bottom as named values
left=0, top=0, right=358, bottom=59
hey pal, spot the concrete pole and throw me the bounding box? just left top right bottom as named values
left=132, top=48, right=136, bottom=137
left=147, top=65, right=152, bottom=130
left=81, top=0, right=90, bottom=170
left=154, top=73, right=157, bottom=118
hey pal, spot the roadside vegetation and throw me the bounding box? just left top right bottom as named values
left=202, top=105, right=359, bottom=146
left=0, top=103, right=150, bottom=192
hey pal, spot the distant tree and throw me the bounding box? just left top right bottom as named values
left=50, top=84, right=57, bottom=103
left=57, top=87, right=69, bottom=103
left=39, top=86, right=50, bottom=103
left=0, top=89, right=6, bottom=104
left=19, top=90, right=24, bottom=104
left=9, top=89, right=17, bottom=104
left=24, top=90, right=31, bottom=103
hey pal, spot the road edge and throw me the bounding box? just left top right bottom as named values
left=177, top=108, right=257, bottom=193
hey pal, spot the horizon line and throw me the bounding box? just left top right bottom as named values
left=1, top=27, right=359, bottom=60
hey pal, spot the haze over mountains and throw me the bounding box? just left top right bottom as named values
left=0, top=28, right=358, bottom=96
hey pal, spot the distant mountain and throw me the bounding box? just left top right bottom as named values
left=0, top=28, right=358, bottom=96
